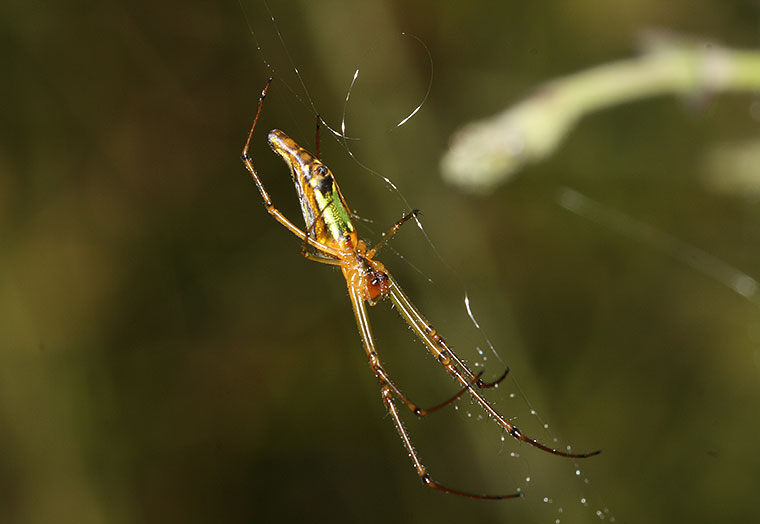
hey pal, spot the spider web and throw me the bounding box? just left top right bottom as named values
left=238, top=2, right=616, bottom=522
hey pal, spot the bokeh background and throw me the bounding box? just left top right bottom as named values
left=2, top=0, right=759, bottom=523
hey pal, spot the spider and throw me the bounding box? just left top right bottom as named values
left=241, top=79, right=600, bottom=500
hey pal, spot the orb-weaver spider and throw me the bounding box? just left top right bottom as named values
left=241, top=79, right=600, bottom=500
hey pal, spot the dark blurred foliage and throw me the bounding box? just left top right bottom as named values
left=1, top=1, right=759, bottom=523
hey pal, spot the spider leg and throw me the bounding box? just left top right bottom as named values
left=380, top=382, right=522, bottom=500
left=417, top=368, right=486, bottom=416
left=241, top=79, right=342, bottom=259
left=366, top=209, right=420, bottom=259
left=348, top=286, right=486, bottom=417
left=302, top=251, right=343, bottom=266
left=476, top=366, right=510, bottom=388
left=386, top=274, right=601, bottom=459
left=364, top=204, right=508, bottom=397
left=349, top=286, right=520, bottom=499
left=315, top=113, right=322, bottom=161
left=444, top=352, right=504, bottom=389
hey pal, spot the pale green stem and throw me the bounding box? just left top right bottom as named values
left=441, top=37, right=760, bottom=193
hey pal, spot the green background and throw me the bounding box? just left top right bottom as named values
left=2, top=0, right=759, bottom=523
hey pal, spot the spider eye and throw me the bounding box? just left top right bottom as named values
left=315, top=165, right=328, bottom=177
left=370, top=271, right=389, bottom=287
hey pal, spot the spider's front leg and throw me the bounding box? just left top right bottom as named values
left=242, top=79, right=342, bottom=258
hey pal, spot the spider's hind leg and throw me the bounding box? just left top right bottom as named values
left=380, top=382, right=522, bottom=500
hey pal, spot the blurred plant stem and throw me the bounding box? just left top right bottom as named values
left=441, top=32, right=760, bottom=193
